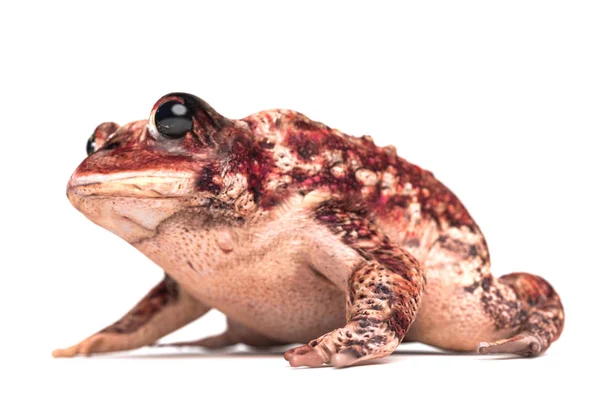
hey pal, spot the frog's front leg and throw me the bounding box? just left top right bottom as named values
left=52, top=275, right=209, bottom=357
left=285, top=198, right=425, bottom=368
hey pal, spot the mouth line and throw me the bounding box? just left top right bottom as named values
left=71, top=191, right=183, bottom=199
left=68, top=171, right=196, bottom=199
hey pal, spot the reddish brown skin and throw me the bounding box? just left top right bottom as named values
left=101, top=276, right=179, bottom=335
left=272, top=119, right=475, bottom=230
left=81, top=94, right=474, bottom=232
left=55, top=93, right=565, bottom=366
left=80, top=96, right=477, bottom=238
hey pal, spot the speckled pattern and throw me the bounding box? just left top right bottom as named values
left=283, top=199, right=425, bottom=367
left=53, top=93, right=565, bottom=367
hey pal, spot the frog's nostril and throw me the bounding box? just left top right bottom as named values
left=87, top=122, right=120, bottom=155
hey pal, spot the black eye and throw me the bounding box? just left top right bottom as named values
left=86, top=133, right=96, bottom=155
left=155, top=100, right=193, bottom=139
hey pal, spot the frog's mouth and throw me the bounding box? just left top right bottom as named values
left=67, top=171, right=198, bottom=243
left=67, top=171, right=196, bottom=199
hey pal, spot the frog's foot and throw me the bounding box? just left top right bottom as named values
left=478, top=333, right=542, bottom=357
left=476, top=273, right=564, bottom=357
left=284, top=320, right=401, bottom=368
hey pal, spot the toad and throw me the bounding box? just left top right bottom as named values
left=53, top=93, right=564, bottom=367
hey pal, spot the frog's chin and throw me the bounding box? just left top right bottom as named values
left=67, top=171, right=198, bottom=243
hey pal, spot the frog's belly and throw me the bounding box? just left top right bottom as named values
left=182, top=261, right=346, bottom=343
left=131, top=205, right=351, bottom=343
left=191, top=262, right=346, bottom=343
left=135, top=229, right=347, bottom=343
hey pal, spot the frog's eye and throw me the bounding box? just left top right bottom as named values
left=155, top=100, right=194, bottom=139
left=86, top=133, right=96, bottom=155
left=150, top=93, right=228, bottom=145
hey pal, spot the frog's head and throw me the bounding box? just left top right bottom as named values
left=68, top=93, right=258, bottom=243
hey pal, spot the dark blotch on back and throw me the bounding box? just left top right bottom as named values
left=375, top=283, right=391, bottom=295
left=464, top=281, right=480, bottom=293
left=196, top=165, right=221, bottom=194
left=469, top=245, right=478, bottom=257
left=482, top=276, right=492, bottom=292
left=286, top=130, right=320, bottom=160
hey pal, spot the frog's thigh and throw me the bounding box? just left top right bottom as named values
left=410, top=232, right=564, bottom=356
left=409, top=233, right=501, bottom=350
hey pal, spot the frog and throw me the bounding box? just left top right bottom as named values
left=52, top=92, right=565, bottom=367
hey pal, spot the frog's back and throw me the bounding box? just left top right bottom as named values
left=245, top=109, right=480, bottom=260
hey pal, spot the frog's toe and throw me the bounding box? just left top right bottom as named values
left=52, top=345, right=79, bottom=358
left=287, top=349, right=325, bottom=367
left=478, top=333, right=543, bottom=357
left=52, top=336, right=103, bottom=358
left=283, top=344, right=309, bottom=360
left=284, top=344, right=327, bottom=367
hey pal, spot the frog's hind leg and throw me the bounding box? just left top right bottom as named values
left=412, top=231, right=565, bottom=357
left=477, top=272, right=565, bottom=356
left=159, top=317, right=288, bottom=349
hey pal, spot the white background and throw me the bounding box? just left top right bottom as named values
left=2, top=1, right=598, bottom=398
